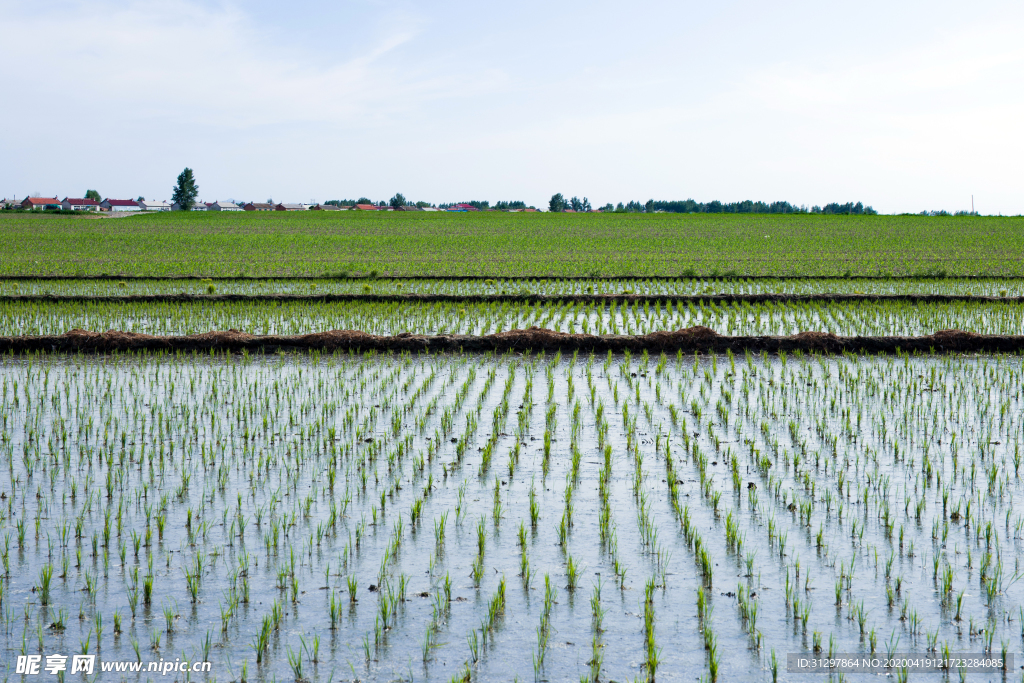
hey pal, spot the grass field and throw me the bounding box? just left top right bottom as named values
left=2, top=211, right=1023, bottom=277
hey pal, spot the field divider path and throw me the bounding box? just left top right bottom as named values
left=3, top=273, right=1024, bottom=281
left=2, top=326, right=1020, bottom=353
left=2, top=293, right=1022, bottom=304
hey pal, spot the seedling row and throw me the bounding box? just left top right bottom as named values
left=3, top=299, right=1024, bottom=338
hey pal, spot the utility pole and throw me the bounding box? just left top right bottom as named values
left=971, top=195, right=974, bottom=214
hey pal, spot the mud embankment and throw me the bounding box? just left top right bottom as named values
left=0, top=293, right=1020, bottom=304
left=0, top=327, right=1017, bottom=355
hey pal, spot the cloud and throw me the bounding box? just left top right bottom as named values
left=0, top=0, right=430, bottom=129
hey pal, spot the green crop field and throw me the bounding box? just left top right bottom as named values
left=2, top=211, right=1022, bottom=277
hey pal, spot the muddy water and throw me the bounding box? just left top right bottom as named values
left=0, top=351, right=1020, bottom=682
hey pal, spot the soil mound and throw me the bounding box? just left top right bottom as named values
left=1, top=326, right=1021, bottom=355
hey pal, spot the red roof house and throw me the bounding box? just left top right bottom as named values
left=21, top=197, right=61, bottom=210
left=61, top=198, right=100, bottom=211
left=100, top=199, right=140, bottom=212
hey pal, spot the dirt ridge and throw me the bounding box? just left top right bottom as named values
left=0, top=293, right=1019, bottom=305
left=0, top=327, right=1013, bottom=354
left=0, top=273, right=1016, bottom=282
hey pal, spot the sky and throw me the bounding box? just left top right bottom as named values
left=1, top=0, right=1022, bottom=213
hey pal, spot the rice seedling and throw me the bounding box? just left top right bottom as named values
left=566, top=555, right=582, bottom=592
left=286, top=643, right=304, bottom=681
left=37, top=564, right=53, bottom=606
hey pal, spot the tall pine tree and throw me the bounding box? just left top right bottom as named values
left=171, top=168, right=199, bottom=211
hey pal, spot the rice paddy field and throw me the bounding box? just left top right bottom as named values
left=2, top=348, right=1024, bottom=683
left=5, top=296, right=1024, bottom=339
left=3, top=213, right=1024, bottom=682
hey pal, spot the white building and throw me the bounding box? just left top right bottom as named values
left=136, top=200, right=172, bottom=211
left=172, top=200, right=207, bottom=211
left=209, top=200, right=243, bottom=212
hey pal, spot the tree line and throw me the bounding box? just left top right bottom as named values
left=550, top=194, right=877, bottom=214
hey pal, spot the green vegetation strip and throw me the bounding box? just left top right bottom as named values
left=5, top=276, right=1024, bottom=297
left=2, top=212, right=1023, bottom=277
left=1, top=293, right=1021, bottom=304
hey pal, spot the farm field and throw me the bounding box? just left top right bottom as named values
left=4, top=276, right=1024, bottom=298
left=3, top=211, right=1024, bottom=683
left=2, top=212, right=1024, bottom=277
left=1, top=350, right=1022, bottom=682
left=3, top=297, right=1024, bottom=338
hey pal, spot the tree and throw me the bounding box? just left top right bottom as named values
left=356, top=197, right=372, bottom=205
left=570, top=196, right=582, bottom=212
left=85, top=190, right=101, bottom=202
left=548, top=193, right=566, bottom=212
left=171, top=168, right=199, bottom=211
left=582, top=197, right=592, bottom=212
left=137, top=196, right=146, bottom=202
left=389, top=193, right=407, bottom=208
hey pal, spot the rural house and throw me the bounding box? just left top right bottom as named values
left=209, top=201, right=242, bottom=211
left=136, top=200, right=172, bottom=211
left=61, top=198, right=100, bottom=211
left=243, top=203, right=275, bottom=211
left=21, top=197, right=61, bottom=210
left=275, top=203, right=307, bottom=211
left=171, top=200, right=207, bottom=211
left=353, top=204, right=378, bottom=211
left=100, top=199, right=139, bottom=212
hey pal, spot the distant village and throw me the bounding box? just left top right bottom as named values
left=0, top=197, right=540, bottom=213
left=2, top=193, right=892, bottom=215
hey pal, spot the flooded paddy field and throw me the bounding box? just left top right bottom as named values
left=1, top=349, right=1022, bottom=682
left=5, top=298, right=1024, bottom=339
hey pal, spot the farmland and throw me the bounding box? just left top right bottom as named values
left=3, top=211, right=1024, bottom=683
left=4, top=297, right=1024, bottom=338
left=2, top=349, right=1023, bottom=682
left=2, top=211, right=1024, bottom=277
left=3, top=276, right=1024, bottom=297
